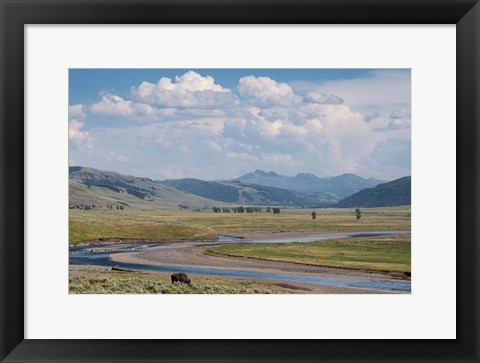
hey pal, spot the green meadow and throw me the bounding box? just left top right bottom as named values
left=206, top=235, right=411, bottom=273
left=69, top=206, right=410, bottom=245
left=69, top=210, right=217, bottom=245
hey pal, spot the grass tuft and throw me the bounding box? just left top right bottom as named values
left=69, top=275, right=277, bottom=294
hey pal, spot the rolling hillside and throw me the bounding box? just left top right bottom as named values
left=70, top=166, right=397, bottom=209
left=231, top=169, right=384, bottom=197
left=160, top=179, right=340, bottom=207
left=335, top=176, right=411, bottom=208
left=69, top=167, right=231, bottom=210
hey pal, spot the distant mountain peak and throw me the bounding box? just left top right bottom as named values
left=337, top=173, right=360, bottom=178
left=254, top=169, right=278, bottom=177
left=295, top=172, right=318, bottom=178
left=231, top=170, right=385, bottom=197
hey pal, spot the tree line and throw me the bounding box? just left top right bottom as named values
left=213, top=206, right=280, bottom=214
left=69, top=204, right=125, bottom=210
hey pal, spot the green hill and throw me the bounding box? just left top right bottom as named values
left=69, top=167, right=231, bottom=211
left=161, top=178, right=340, bottom=207
left=335, top=176, right=411, bottom=208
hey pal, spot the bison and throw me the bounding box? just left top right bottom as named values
left=171, top=273, right=191, bottom=285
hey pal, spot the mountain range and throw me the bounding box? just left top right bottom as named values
left=69, top=166, right=410, bottom=210
left=230, top=169, right=384, bottom=197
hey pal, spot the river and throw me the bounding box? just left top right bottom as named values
left=69, top=231, right=411, bottom=293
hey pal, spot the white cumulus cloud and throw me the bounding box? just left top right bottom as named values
left=69, top=104, right=86, bottom=120
left=69, top=70, right=411, bottom=180
left=89, top=94, right=163, bottom=120
left=238, top=76, right=300, bottom=107
left=388, top=119, right=411, bottom=130
left=68, top=104, right=93, bottom=153
left=304, top=92, right=343, bottom=104
left=131, top=70, right=237, bottom=109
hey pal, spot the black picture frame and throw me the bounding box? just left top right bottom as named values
left=1, top=0, right=479, bottom=362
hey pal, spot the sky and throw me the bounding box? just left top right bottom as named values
left=69, top=69, right=411, bottom=181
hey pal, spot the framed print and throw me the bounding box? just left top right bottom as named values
left=1, top=0, right=479, bottom=362
left=67, top=67, right=412, bottom=296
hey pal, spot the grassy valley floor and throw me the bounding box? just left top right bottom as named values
left=205, top=235, right=411, bottom=275
left=69, top=210, right=217, bottom=245
left=69, top=206, right=411, bottom=293
left=69, top=206, right=411, bottom=245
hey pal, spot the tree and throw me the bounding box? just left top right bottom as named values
left=355, top=208, right=362, bottom=220
left=311, top=211, right=316, bottom=220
